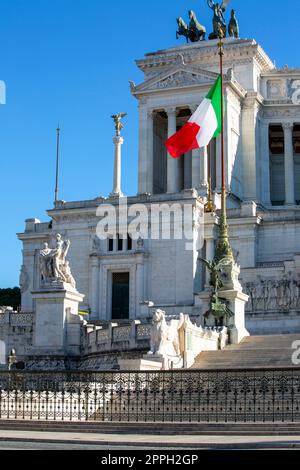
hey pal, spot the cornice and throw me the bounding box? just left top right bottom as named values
left=136, top=39, right=275, bottom=74
left=131, top=64, right=247, bottom=100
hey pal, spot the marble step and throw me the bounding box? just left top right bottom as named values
left=0, top=420, right=300, bottom=436
left=192, top=334, right=300, bottom=369
left=226, top=334, right=300, bottom=350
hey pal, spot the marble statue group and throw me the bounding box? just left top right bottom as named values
left=39, top=234, right=76, bottom=288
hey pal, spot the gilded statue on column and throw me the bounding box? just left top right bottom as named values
left=111, top=113, right=127, bottom=137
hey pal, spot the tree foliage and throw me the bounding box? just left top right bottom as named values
left=0, top=287, right=21, bottom=310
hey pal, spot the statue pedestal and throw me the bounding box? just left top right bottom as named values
left=32, top=284, right=85, bottom=356
left=220, top=289, right=250, bottom=345
left=196, top=289, right=212, bottom=325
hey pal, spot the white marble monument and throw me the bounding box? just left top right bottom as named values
left=16, top=38, right=300, bottom=336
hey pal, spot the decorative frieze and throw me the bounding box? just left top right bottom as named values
left=267, top=79, right=287, bottom=99
left=137, top=323, right=151, bottom=339
left=245, top=277, right=300, bottom=313
left=10, top=313, right=34, bottom=326
left=113, top=326, right=131, bottom=342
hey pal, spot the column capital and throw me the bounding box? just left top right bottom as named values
left=113, top=136, right=124, bottom=145
left=165, top=106, right=177, bottom=116
left=283, top=121, right=294, bottom=130
left=189, top=104, right=198, bottom=114
left=260, top=121, right=270, bottom=129
left=147, top=109, right=156, bottom=119
left=90, top=255, right=100, bottom=267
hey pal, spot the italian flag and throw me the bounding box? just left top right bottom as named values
left=165, top=75, right=222, bottom=158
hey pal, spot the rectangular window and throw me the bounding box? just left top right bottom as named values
left=108, top=238, right=114, bottom=252
left=127, top=235, right=132, bottom=251
left=112, top=272, right=129, bottom=320
left=269, top=125, right=285, bottom=206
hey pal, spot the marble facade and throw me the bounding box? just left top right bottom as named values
left=16, top=38, right=300, bottom=336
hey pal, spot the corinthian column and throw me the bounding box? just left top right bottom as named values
left=260, top=122, right=271, bottom=206
left=283, top=122, right=295, bottom=205
left=166, top=107, right=180, bottom=193
left=135, top=255, right=144, bottom=316
left=200, top=146, right=208, bottom=189
left=111, top=136, right=124, bottom=197
left=90, top=256, right=100, bottom=319
left=146, top=110, right=154, bottom=194
left=189, top=104, right=201, bottom=190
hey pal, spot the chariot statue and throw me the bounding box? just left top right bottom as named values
left=176, top=17, right=190, bottom=43
left=176, top=1, right=240, bottom=43
left=188, top=10, right=206, bottom=42
left=176, top=10, right=206, bottom=43
left=207, top=0, right=227, bottom=39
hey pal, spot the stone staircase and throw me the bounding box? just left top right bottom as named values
left=0, top=420, right=300, bottom=436
left=193, top=334, right=300, bottom=369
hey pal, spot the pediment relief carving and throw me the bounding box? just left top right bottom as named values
left=133, top=66, right=219, bottom=93
left=147, top=70, right=212, bottom=90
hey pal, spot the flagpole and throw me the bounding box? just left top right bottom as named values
left=205, top=147, right=213, bottom=213
left=54, top=125, right=60, bottom=204
left=214, top=38, right=233, bottom=262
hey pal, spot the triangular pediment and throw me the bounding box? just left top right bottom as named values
left=133, top=64, right=219, bottom=94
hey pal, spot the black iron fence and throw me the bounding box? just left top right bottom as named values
left=0, top=368, right=299, bottom=423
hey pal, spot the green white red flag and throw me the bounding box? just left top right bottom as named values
left=165, top=75, right=222, bottom=158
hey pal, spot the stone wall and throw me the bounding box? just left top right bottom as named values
left=0, top=309, right=34, bottom=366
left=83, top=320, right=151, bottom=356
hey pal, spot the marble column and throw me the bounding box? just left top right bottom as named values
left=200, top=146, right=208, bottom=189
left=166, top=107, right=180, bottom=193
left=260, top=122, right=271, bottom=206
left=189, top=105, right=201, bottom=190
left=184, top=151, right=192, bottom=189
left=111, top=136, right=124, bottom=197
left=138, top=104, right=148, bottom=195
left=224, top=89, right=231, bottom=189
left=283, top=122, right=295, bottom=205
left=113, top=237, right=118, bottom=252
left=241, top=98, right=258, bottom=201
left=90, top=256, right=100, bottom=319
left=136, top=255, right=144, bottom=316
left=146, top=110, right=154, bottom=194
left=192, top=148, right=201, bottom=189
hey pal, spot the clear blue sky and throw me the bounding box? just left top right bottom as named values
left=0, top=0, right=299, bottom=287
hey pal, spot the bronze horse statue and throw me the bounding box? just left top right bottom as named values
left=228, top=9, right=239, bottom=38
left=176, top=10, right=206, bottom=43
left=176, top=17, right=190, bottom=43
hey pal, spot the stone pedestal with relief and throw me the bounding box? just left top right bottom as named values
left=219, top=259, right=250, bottom=345
left=32, top=234, right=85, bottom=356
left=32, top=284, right=85, bottom=355
left=197, top=258, right=250, bottom=345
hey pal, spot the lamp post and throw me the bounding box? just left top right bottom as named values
left=7, top=349, right=17, bottom=371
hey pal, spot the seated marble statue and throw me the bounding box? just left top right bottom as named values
left=148, top=309, right=184, bottom=357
